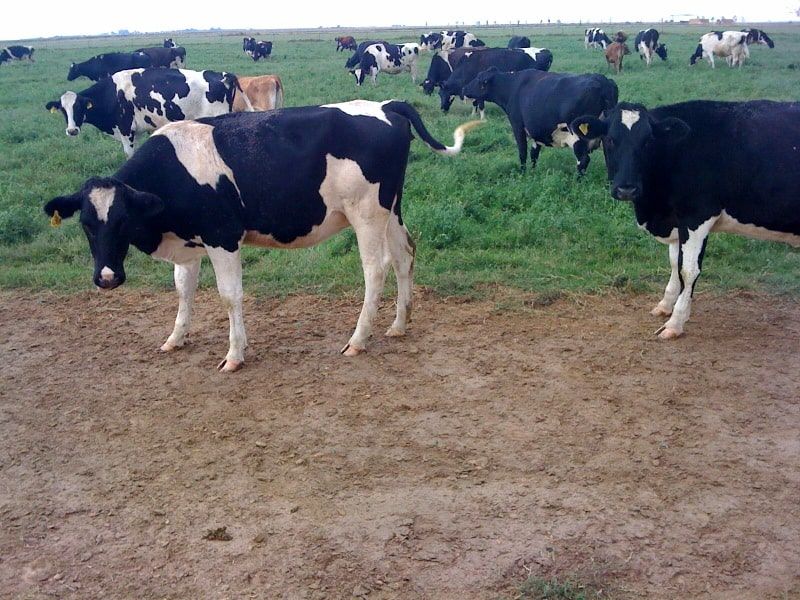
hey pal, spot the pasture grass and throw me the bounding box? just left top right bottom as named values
left=1, top=24, right=799, bottom=298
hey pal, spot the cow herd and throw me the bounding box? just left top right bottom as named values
left=0, top=26, right=796, bottom=372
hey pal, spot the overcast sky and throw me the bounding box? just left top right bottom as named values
left=4, top=0, right=798, bottom=41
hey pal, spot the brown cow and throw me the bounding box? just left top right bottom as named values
left=605, top=41, right=630, bottom=74
left=335, top=36, right=357, bottom=52
left=232, top=75, right=284, bottom=112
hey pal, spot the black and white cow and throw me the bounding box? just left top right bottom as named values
left=163, top=38, right=177, bottom=48
left=514, top=47, right=554, bottom=70
left=135, top=46, right=186, bottom=68
left=243, top=38, right=272, bottom=61
left=344, top=40, right=388, bottom=69
left=571, top=100, right=800, bottom=339
left=634, top=29, right=667, bottom=65
left=742, top=28, right=775, bottom=48
left=507, top=35, right=531, bottom=49
left=419, top=31, right=485, bottom=52
left=690, top=31, right=748, bottom=68
left=43, top=100, right=480, bottom=371
left=584, top=28, right=612, bottom=49
left=351, top=43, right=420, bottom=85
left=420, top=46, right=487, bottom=95
left=67, top=52, right=151, bottom=81
left=1, top=45, right=35, bottom=65
left=439, top=48, right=550, bottom=117
left=463, top=67, right=617, bottom=174
left=243, top=37, right=255, bottom=56
left=47, top=68, right=250, bottom=157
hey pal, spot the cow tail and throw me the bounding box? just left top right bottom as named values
left=230, top=74, right=255, bottom=112
left=274, top=78, right=284, bottom=109
left=382, top=100, right=481, bottom=156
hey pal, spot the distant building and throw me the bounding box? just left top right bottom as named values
left=689, top=18, right=709, bottom=25
left=716, top=17, right=736, bottom=25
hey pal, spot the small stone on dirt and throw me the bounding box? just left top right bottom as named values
left=203, top=526, right=233, bottom=541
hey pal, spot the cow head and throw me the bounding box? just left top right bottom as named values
left=421, top=78, right=435, bottom=95
left=46, top=91, right=94, bottom=136
left=461, top=66, right=498, bottom=103
left=163, top=38, right=175, bottom=48
left=67, top=61, right=81, bottom=81
left=571, top=103, right=690, bottom=202
left=655, top=43, right=668, bottom=61
left=44, top=178, right=164, bottom=290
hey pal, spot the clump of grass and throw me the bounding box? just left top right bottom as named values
left=515, top=576, right=608, bottom=600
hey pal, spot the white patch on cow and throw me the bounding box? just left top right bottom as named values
left=89, top=187, right=115, bottom=222
left=151, top=232, right=208, bottom=263
left=321, top=99, right=393, bottom=125
left=714, top=210, right=800, bottom=247
left=621, top=109, right=640, bottom=130
left=551, top=123, right=579, bottom=148
left=154, top=120, right=241, bottom=199
left=100, top=266, right=115, bottom=281
left=61, top=91, right=79, bottom=134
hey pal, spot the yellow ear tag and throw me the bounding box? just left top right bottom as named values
left=579, top=123, right=589, bottom=136
left=50, top=107, right=59, bottom=113
left=50, top=210, right=62, bottom=228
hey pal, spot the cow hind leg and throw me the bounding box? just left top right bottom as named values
left=385, top=213, right=416, bottom=338
left=342, top=211, right=392, bottom=356
left=651, top=241, right=680, bottom=317
left=161, top=259, right=202, bottom=352
left=658, top=219, right=715, bottom=339
left=206, top=246, right=247, bottom=372
left=573, top=139, right=590, bottom=176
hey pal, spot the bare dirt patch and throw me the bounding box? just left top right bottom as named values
left=1, top=288, right=798, bottom=599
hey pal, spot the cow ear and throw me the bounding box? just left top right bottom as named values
left=86, top=101, right=93, bottom=110
left=571, top=116, right=608, bottom=140
left=653, top=117, right=690, bottom=144
left=124, top=186, right=164, bottom=218
left=46, top=101, right=61, bottom=113
left=44, top=193, right=82, bottom=220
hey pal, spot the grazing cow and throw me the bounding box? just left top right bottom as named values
left=585, top=28, right=612, bottom=49
left=605, top=41, right=630, bottom=74
left=571, top=100, right=800, bottom=339
left=419, top=31, right=485, bottom=52
left=508, top=35, right=531, bottom=49
left=67, top=52, right=151, bottom=81
left=163, top=38, right=176, bottom=48
left=439, top=48, right=549, bottom=117
left=690, top=31, right=748, bottom=68
left=635, top=29, right=668, bottom=65
left=420, top=46, right=488, bottom=95
left=46, top=68, right=246, bottom=157
left=344, top=40, right=389, bottom=69
left=43, top=100, right=480, bottom=371
left=135, top=46, right=186, bottom=68
left=351, top=43, right=420, bottom=86
left=335, top=35, right=357, bottom=51
left=251, top=41, right=273, bottom=61
left=463, top=67, right=618, bottom=174
left=232, top=75, right=283, bottom=112
left=742, top=28, right=775, bottom=48
left=1, top=45, right=35, bottom=65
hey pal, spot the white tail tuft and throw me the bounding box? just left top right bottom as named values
left=438, top=120, right=483, bottom=156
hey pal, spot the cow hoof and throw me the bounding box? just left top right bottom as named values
left=657, top=326, right=682, bottom=340
left=217, top=358, right=244, bottom=372
left=650, top=305, right=672, bottom=317
left=340, top=343, right=365, bottom=357
left=160, top=341, right=183, bottom=352
left=385, top=326, right=406, bottom=338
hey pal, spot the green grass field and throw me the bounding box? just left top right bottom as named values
left=1, top=24, right=798, bottom=297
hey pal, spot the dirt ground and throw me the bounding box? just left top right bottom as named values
left=1, top=287, right=798, bottom=600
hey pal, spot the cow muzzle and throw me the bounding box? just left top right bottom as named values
left=612, top=185, right=641, bottom=201
left=67, top=127, right=80, bottom=136
left=94, top=267, right=124, bottom=290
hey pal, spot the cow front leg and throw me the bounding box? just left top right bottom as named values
left=658, top=219, right=715, bottom=339
left=342, top=213, right=391, bottom=356
left=513, top=125, right=529, bottom=171
left=651, top=241, right=680, bottom=317
left=530, top=142, right=542, bottom=170
left=385, top=213, right=416, bottom=338
left=206, top=246, right=247, bottom=372
left=161, top=259, right=202, bottom=352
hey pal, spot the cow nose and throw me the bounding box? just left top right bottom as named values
left=67, top=128, right=79, bottom=136
left=613, top=185, right=640, bottom=201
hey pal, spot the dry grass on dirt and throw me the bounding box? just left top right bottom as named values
left=1, top=289, right=798, bottom=599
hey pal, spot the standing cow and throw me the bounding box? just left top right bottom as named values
left=571, top=100, right=800, bottom=339
left=690, top=31, right=748, bottom=68
left=43, top=100, right=480, bottom=371
left=463, top=67, right=618, bottom=174
left=1, top=45, right=35, bottom=65
left=135, top=46, right=186, bottom=68
left=742, top=28, right=775, bottom=48
left=67, top=52, right=151, bottom=81
left=351, top=43, right=420, bottom=85
left=605, top=41, right=631, bottom=74
left=421, top=46, right=488, bottom=95
left=233, top=75, right=283, bottom=112
left=585, top=28, right=612, bottom=49
left=47, top=68, right=249, bottom=157
left=335, top=36, right=357, bottom=51
left=419, top=31, right=484, bottom=52
left=635, top=29, right=668, bottom=65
